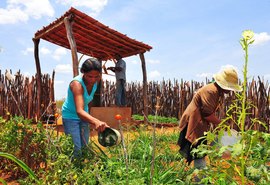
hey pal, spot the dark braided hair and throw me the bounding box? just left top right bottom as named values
left=80, top=58, right=102, bottom=73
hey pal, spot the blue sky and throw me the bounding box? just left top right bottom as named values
left=1, top=0, right=270, bottom=99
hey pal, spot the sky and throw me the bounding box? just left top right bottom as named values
left=1, top=0, right=270, bottom=99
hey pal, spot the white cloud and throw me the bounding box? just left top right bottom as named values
left=23, top=0, right=54, bottom=19
left=40, top=47, right=51, bottom=55
left=147, top=59, right=160, bottom=64
left=0, top=8, right=28, bottom=24
left=0, top=0, right=54, bottom=24
left=55, top=64, right=72, bottom=74
left=52, top=47, right=67, bottom=61
left=253, top=32, right=270, bottom=46
left=196, top=73, right=212, bottom=79
left=148, top=70, right=160, bottom=79
left=21, top=47, right=51, bottom=55
left=21, top=47, right=34, bottom=55
left=130, top=60, right=138, bottom=64
left=0, top=47, right=4, bottom=53
left=56, top=0, right=108, bottom=15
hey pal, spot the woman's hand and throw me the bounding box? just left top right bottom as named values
left=204, top=113, right=221, bottom=126
left=95, top=120, right=109, bottom=132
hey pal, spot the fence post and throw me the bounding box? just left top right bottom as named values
left=139, top=53, right=148, bottom=123
left=33, top=38, right=42, bottom=120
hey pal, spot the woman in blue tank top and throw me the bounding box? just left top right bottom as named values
left=62, top=58, right=109, bottom=159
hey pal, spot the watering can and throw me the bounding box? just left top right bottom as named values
left=98, top=127, right=121, bottom=147
left=220, top=129, right=240, bottom=147
left=220, top=129, right=241, bottom=158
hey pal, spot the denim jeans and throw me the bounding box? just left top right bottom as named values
left=115, top=79, right=126, bottom=106
left=62, top=118, right=90, bottom=158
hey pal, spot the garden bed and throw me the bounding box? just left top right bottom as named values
left=132, top=120, right=178, bottom=128
left=1, top=115, right=269, bottom=184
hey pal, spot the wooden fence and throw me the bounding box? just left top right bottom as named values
left=101, top=78, right=270, bottom=132
left=1, top=70, right=269, bottom=132
left=0, top=70, right=56, bottom=122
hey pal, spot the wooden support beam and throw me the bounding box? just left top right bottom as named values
left=50, top=70, right=55, bottom=102
left=64, top=14, right=79, bottom=77
left=139, top=52, right=148, bottom=124
left=32, top=38, right=42, bottom=120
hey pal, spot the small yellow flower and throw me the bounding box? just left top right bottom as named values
left=242, top=30, right=254, bottom=41
left=17, top=122, right=24, bottom=128
left=84, top=159, right=89, bottom=163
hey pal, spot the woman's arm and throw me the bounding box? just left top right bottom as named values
left=107, top=66, right=122, bottom=72
left=204, top=113, right=221, bottom=126
left=70, top=81, right=108, bottom=132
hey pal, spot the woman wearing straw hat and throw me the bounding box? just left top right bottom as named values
left=177, top=65, right=242, bottom=170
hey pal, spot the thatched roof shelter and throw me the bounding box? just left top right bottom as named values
left=33, top=7, right=152, bottom=119
left=34, top=7, right=152, bottom=62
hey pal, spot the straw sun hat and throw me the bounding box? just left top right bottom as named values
left=213, top=66, right=242, bottom=92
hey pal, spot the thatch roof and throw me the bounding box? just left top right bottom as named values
left=34, top=7, right=152, bottom=61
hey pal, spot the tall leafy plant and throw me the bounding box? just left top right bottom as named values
left=192, top=30, right=270, bottom=184
left=238, top=30, right=255, bottom=184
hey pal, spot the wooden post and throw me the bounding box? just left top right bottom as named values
left=64, top=14, right=79, bottom=77
left=50, top=70, right=55, bottom=102
left=27, top=79, right=32, bottom=119
left=139, top=53, right=148, bottom=123
left=92, top=82, right=101, bottom=106
left=32, top=38, right=42, bottom=120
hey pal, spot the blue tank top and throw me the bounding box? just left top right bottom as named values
left=62, top=75, right=97, bottom=119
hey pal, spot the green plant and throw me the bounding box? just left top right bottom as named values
left=132, top=114, right=178, bottom=124
left=0, top=178, right=8, bottom=185
left=238, top=30, right=255, bottom=184
left=0, top=116, right=47, bottom=178
left=192, top=30, right=270, bottom=184
left=1, top=113, right=193, bottom=184
left=0, top=152, right=40, bottom=184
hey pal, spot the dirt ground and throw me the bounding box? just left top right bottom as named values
left=51, top=122, right=179, bottom=152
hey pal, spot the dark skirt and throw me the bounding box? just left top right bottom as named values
left=177, top=126, right=205, bottom=164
